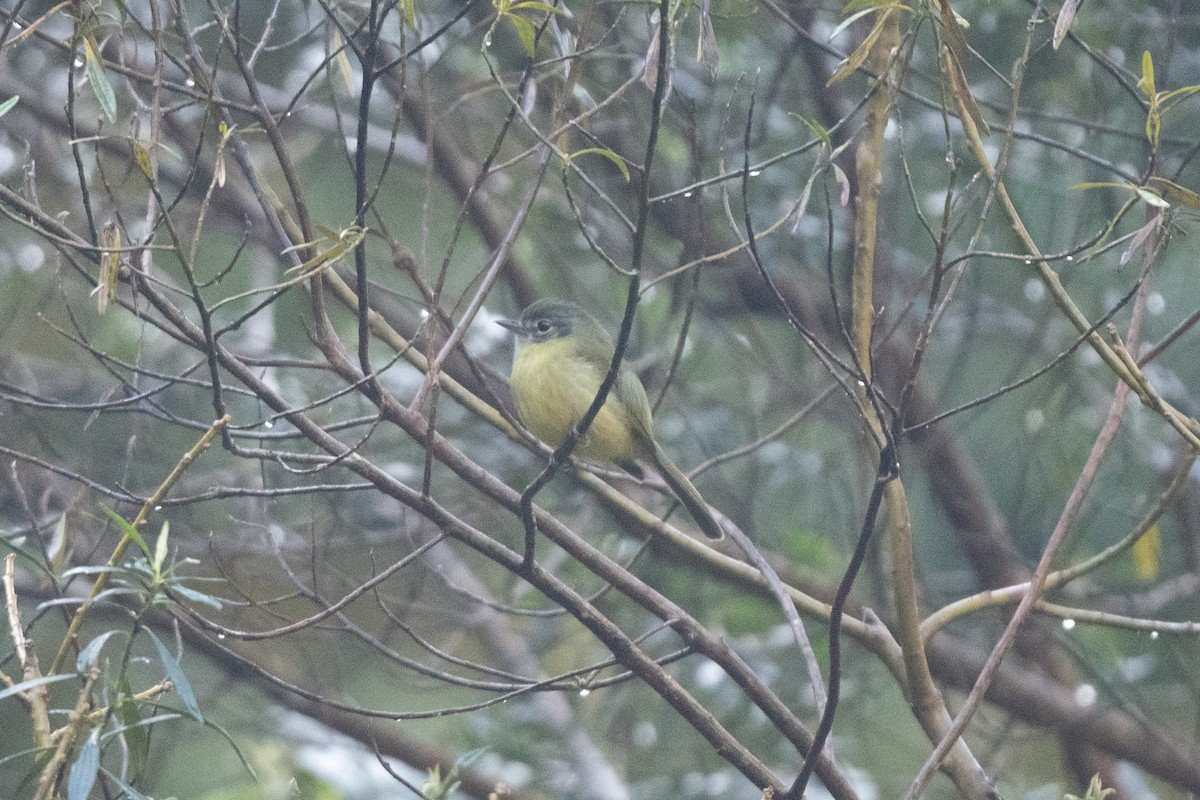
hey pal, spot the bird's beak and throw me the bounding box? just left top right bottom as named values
left=496, top=317, right=522, bottom=333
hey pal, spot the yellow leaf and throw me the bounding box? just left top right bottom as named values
left=1132, top=523, right=1161, bottom=581
left=133, top=140, right=153, bottom=178
left=1134, top=186, right=1170, bottom=208
left=1137, top=50, right=1155, bottom=97
left=942, top=45, right=990, bottom=136
left=96, top=222, right=121, bottom=315
left=1148, top=176, right=1200, bottom=209
left=565, top=147, right=631, bottom=181
left=827, top=7, right=895, bottom=86
left=331, top=28, right=356, bottom=94
left=284, top=225, right=366, bottom=276
left=937, top=0, right=971, bottom=64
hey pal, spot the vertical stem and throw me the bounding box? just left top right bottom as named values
left=844, top=9, right=994, bottom=799
left=849, top=10, right=897, bottom=381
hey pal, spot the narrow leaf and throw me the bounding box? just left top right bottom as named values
left=331, top=28, right=356, bottom=94
left=146, top=629, right=202, bottom=721
left=0, top=96, right=18, bottom=119
left=1137, top=50, right=1155, bottom=97
left=828, top=5, right=883, bottom=43
left=116, top=675, right=150, bottom=777
left=1134, top=186, right=1170, bottom=208
left=509, top=1, right=566, bottom=13
left=567, top=147, right=631, bottom=181
left=83, top=35, right=117, bottom=124
left=0, top=673, right=75, bottom=702
left=841, top=0, right=910, bottom=11
left=66, top=728, right=100, bottom=800
left=96, top=222, right=120, bottom=315
left=101, top=506, right=151, bottom=559
left=507, top=14, right=537, bottom=57
left=1120, top=217, right=1159, bottom=266
left=827, top=9, right=892, bottom=86
left=58, top=565, right=124, bottom=579
left=937, top=0, right=971, bottom=64
left=1132, top=523, right=1161, bottom=581
left=46, top=513, right=68, bottom=573
left=1148, top=176, right=1200, bottom=209
left=833, top=162, right=851, bottom=206
left=1053, top=0, right=1081, bottom=50
left=153, top=520, right=170, bottom=574
left=99, top=769, right=152, bottom=800
left=76, top=630, right=121, bottom=672
left=697, top=11, right=719, bottom=78
left=170, top=583, right=225, bottom=610
left=1070, top=181, right=1133, bottom=192
left=797, top=115, right=832, bottom=150
left=284, top=225, right=366, bottom=276
left=942, top=44, right=990, bottom=135
left=133, top=140, right=153, bottom=178
left=453, top=747, right=489, bottom=769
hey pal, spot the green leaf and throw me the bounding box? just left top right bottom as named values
left=133, top=140, right=153, bottom=178
left=97, top=222, right=121, bottom=315
left=101, top=506, right=151, bottom=559
left=827, top=7, right=895, bottom=86
left=58, top=565, right=124, bottom=578
left=1148, top=176, right=1200, bottom=209
left=153, top=520, right=170, bottom=574
left=1137, top=50, right=1155, bottom=97
left=47, top=512, right=68, bottom=572
left=83, top=34, right=117, bottom=124
left=330, top=28, right=356, bottom=94
left=797, top=115, right=832, bottom=150
left=0, top=673, right=76, bottom=702
left=509, top=1, right=565, bottom=14
left=1071, top=180, right=1171, bottom=209
left=453, top=746, right=489, bottom=770
left=66, top=729, right=100, bottom=800
left=1134, top=186, right=1170, bottom=208
left=284, top=225, right=366, bottom=276
left=566, top=147, right=631, bottom=181
left=0, top=96, right=18, bottom=120
left=170, top=583, right=225, bottom=610
left=99, top=769, right=152, bottom=800
left=146, top=628, right=202, bottom=721
left=841, top=0, right=905, bottom=11
left=941, top=43, right=990, bottom=135
left=116, top=675, right=150, bottom=778
left=400, top=0, right=416, bottom=27
left=1132, top=522, right=1161, bottom=581
left=507, top=14, right=537, bottom=57
left=76, top=630, right=121, bottom=672
left=828, top=5, right=883, bottom=42
left=1070, top=181, right=1133, bottom=192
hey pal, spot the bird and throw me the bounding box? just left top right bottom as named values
left=497, top=299, right=724, bottom=539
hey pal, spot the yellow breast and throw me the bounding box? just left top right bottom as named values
left=509, top=338, right=641, bottom=466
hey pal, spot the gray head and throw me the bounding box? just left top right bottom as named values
left=496, top=299, right=604, bottom=344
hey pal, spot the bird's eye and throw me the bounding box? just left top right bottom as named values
left=535, top=320, right=552, bottom=333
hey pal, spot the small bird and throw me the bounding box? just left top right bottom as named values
left=498, top=299, right=724, bottom=540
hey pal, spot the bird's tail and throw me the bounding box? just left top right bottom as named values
left=651, top=445, right=724, bottom=540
